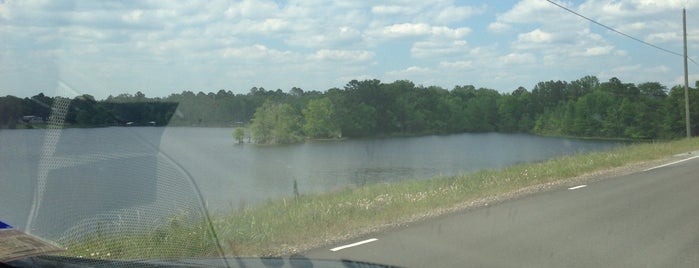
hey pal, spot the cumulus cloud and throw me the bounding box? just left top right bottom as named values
left=310, top=49, right=375, bottom=62
left=411, top=40, right=469, bottom=59
left=512, top=29, right=555, bottom=50
left=434, top=5, right=485, bottom=24
left=493, top=0, right=573, bottom=25
left=646, top=32, right=681, bottom=43
left=520, top=29, right=554, bottom=43
left=379, top=23, right=432, bottom=38
left=122, top=9, right=143, bottom=24
left=371, top=5, right=417, bottom=15
left=222, top=44, right=295, bottom=60
left=224, top=0, right=281, bottom=19
left=432, top=26, right=471, bottom=39
left=487, top=21, right=511, bottom=33
left=386, top=66, right=434, bottom=78
left=371, top=23, right=471, bottom=42
left=500, top=53, right=536, bottom=65
left=439, top=60, right=473, bottom=69
left=286, top=26, right=364, bottom=48
left=1, top=0, right=694, bottom=98
left=582, top=45, right=614, bottom=56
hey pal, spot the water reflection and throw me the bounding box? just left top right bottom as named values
left=2, top=127, right=622, bottom=217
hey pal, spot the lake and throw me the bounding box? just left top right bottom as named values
left=155, top=128, right=621, bottom=211
left=0, top=127, right=621, bottom=239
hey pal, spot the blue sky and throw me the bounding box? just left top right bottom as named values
left=2, top=0, right=699, bottom=99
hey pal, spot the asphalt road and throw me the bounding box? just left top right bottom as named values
left=304, top=156, right=699, bottom=267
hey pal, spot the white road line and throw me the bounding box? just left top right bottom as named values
left=330, top=238, right=378, bottom=252
left=644, top=155, right=699, bottom=172
left=568, top=185, right=587, bottom=190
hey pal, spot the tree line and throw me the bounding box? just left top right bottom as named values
left=1, top=75, right=698, bottom=142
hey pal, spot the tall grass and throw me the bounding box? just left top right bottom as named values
left=66, top=138, right=699, bottom=258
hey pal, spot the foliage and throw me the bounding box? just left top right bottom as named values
left=250, top=100, right=303, bottom=144
left=233, top=128, right=246, bottom=144
left=302, top=97, right=338, bottom=139
left=2, top=76, right=698, bottom=140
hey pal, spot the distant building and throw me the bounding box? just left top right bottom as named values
left=21, top=115, right=46, bottom=124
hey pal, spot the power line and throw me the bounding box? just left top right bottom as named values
left=545, top=0, right=699, bottom=65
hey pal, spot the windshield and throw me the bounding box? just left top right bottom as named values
left=1, top=1, right=699, bottom=267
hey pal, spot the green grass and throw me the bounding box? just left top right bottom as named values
left=64, top=137, right=699, bottom=258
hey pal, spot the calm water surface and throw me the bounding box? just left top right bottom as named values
left=157, top=128, right=621, bottom=212
left=0, top=127, right=621, bottom=235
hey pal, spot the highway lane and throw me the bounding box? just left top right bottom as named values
left=304, top=156, right=699, bottom=267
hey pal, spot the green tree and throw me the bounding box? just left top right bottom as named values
left=233, top=127, right=246, bottom=144
left=273, top=103, right=303, bottom=144
left=463, top=88, right=500, bottom=132
left=250, top=100, right=277, bottom=144
left=250, top=100, right=303, bottom=144
left=302, top=97, right=338, bottom=139
left=497, top=87, right=532, bottom=132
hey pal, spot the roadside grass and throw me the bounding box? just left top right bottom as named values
left=62, top=213, right=222, bottom=259
left=65, top=137, right=699, bottom=258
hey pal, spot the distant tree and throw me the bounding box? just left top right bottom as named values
left=302, top=97, right=338, bottom=139
left=273, top=103, right=304, bottom=144
left=290, top=87, right=304, bottom=97
left=233, top=127, right=246, bottom=144
left=638, top=82, right=667, bottom=99
left=250, top=100, right=303, bottom=144
left=250, top=100, right=276, bottom=144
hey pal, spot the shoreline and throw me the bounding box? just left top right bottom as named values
left=62, top=138, right=699, bottom=258
left=1, top=124, right=657, bottom=144
left=211, top=137, right=699, bottom=256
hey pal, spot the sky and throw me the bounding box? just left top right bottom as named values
left=2, top=0, right=699, bottom=100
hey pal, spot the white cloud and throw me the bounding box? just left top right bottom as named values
left=646, top=32, right=681, bottom=43
left=500, top=53, right=536, bottom=65
left=371, top=23, right=471, bottom=42
left=431, top=26, right=471, bottom=39
left=512, top=29, right=555, bottom=50
left=222, top=44, right=295, bottom=60
left=439, top=60, right=473, bottom=69
left=387, top=66, right=433, bottom=76
left=224, top=0, right=281, bottom=19
left=614, top=49, right=629, bottom=57
left=411, top=40, right=469, bottom=59
left=434, top=5, right=485, bottom=24
left=310, top=49, right=375, bottom=62
left=285, top=26, right=363, bottom=48
left=493, top=0, right=573, bottom=25
left=519, top=29, right=553, bottom=43
left=649, top=65, right=670, bottom=73
left=581, top=45, right=614, bottom=56
left=1, top=0, right=694, bottom=98
left=487, top=21, right=511, bottom=33
left=122, top=9, right=143, bottom=24
left=379, top=23, right=432, bottom=38
left=371, top=5, right=416, bottom=15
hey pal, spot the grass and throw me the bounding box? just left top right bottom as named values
left=64, top=137, right=699, bottom=258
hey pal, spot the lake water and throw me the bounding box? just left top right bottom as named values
left=0, top=127, right=621, bottom=239
left=155, top=128, right=621, bottom=211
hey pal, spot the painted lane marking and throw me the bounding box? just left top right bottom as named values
left=568, top=185, right=587, bottom=190
left=330, top=238, right=378, bottom=252
left=644, top=155, right=699, bottom=172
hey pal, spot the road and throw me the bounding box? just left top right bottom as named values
left=304, top=155, right=699, bottom=267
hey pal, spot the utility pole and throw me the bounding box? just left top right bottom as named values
left=684, top=8, right=691, bottom=138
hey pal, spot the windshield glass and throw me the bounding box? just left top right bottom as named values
left=2, top=1, right=699, bottom=267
